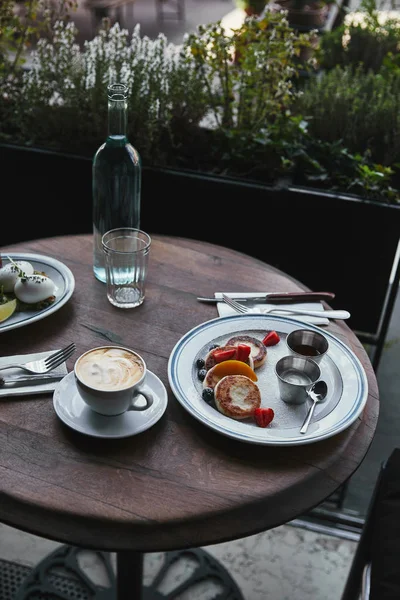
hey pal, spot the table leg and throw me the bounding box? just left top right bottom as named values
left=15, top=544, right=244, bottom=599
left=116, top=550, right=144, bottom=599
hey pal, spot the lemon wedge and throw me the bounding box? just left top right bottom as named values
left=0, top=299, right=17, bottom=323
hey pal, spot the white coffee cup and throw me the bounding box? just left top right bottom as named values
left=74, top=346, right=153, bottom=416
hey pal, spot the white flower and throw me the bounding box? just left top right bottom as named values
left=49, top=91, right=64, bottom=106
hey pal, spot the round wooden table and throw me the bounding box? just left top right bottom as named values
left=0, top=234, right=379, bottom=599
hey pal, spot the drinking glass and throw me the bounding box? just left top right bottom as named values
left=102, top=228, right=151, bottom=309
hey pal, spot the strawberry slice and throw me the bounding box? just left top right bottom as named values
left=236, top=343, right=251, bottom=362
left=254, top=408, right=274, bottom=428
left=213, top=348, right=237, bottom=363
left=262, top=331, right=280, bottom=346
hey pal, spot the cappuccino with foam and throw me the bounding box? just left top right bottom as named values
left=74, top=346, right=153, bottom=416
left=76, top=347, right=144, bottom=391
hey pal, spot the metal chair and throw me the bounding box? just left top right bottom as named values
left=341, top=447, right=400, bottom=600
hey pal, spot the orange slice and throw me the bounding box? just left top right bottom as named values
left=209, top=360, right=258, bottom=382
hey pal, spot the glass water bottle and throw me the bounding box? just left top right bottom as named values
left=92, top=83, right=142, bottom=282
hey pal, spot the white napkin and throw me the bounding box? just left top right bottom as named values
left=215, top=292, right=329, bottom=326
left=0, top=350, right=68, bottom=397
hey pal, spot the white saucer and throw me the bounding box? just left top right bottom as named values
left=53, top=370, right=168, bottom=439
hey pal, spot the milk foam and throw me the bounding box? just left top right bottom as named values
left=77, top=348, right=144, bottom=390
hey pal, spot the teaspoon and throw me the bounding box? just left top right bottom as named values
left=300, top=380, right=328, bottom=434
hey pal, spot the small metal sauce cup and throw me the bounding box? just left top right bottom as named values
left=286, top=329, right=329, bottom=364
left=275, top=355, right=321, bottom=405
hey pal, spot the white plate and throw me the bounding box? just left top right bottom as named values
left=0, top=253, right=75, bottom=332
left=53, top=370, right=168, bottom=439
left=168, top=314, right=369, bottom=446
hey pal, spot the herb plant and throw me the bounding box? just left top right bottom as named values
left=1, top=19, right=207, bottom=159
left=296, top=65, right=400, bottom=166
left=318, top=0, right=400, bottom=72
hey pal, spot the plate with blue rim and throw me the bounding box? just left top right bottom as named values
left=0, top=253, right=75, bottom=333
left=167, top=314, right=368, bottom=446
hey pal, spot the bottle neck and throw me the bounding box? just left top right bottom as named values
left=107, top=97, right=127, bottom=140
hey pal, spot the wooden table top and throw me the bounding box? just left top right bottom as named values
left=0, top=234, right=379, bottom=552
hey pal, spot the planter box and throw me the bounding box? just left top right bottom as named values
left=2, top=143, right=399, bottom=345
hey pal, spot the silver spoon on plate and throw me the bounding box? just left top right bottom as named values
left=300, top=380, right=328, bottom=434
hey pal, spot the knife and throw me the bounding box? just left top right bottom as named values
left=197, top=292, right=335, bottom=303
left=0, top=374, right=65, bottom=387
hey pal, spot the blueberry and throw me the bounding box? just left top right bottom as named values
left=196, top=357, right=205, bottom=369
left=198, top=368, right=207, bottom=381
left=209, top=343, right=219, bottom=350
left=202, top=387, right=215, bottom=405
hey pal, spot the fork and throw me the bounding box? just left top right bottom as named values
left=0, top=343, right=76, bottom=374
left=221, top=295, right=351, bottom=320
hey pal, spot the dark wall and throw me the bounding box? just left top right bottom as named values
left=1, top=145, right=92, bottom=246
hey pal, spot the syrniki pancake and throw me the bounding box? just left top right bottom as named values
left=203, top=364, right=224, bottom=390
left=204, top=345, right=254, bottom=370
left=214, top=375, right=261, bottom=420
left=203, top=360, right=257, bottom=390
left=226, top=335, right=267, bottom=368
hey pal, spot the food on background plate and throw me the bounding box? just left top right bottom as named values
left=0, top=259, right=56, bottom=323
left=214, top=374, right=262, bottom=420
left=226, top=335, right=267, bottom=368
left=14, top=274, right=55, bottom=304
left=0, top=261, right=35, bottom=292
left=0, top=299, right=17, bottom=323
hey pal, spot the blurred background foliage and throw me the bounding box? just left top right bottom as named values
left=0, top=0, right=399, bottom=202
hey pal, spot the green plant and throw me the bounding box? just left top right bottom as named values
left=318, top=0, right=400, bottom=72
left=290, top=136, right=399, bottom=203
left=0, top=0, right=77, bottom=81
left=0, top=0, right=78, bottom=138
left=185, top=11, right=313, bottom=133
left=295, top=64, right=400, bottom=166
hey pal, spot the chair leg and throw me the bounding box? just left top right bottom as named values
left=340, top=464, right=384, bottom=600
left=341, top=449, right=400, bottom=600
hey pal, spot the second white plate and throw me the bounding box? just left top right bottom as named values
left=0, top=253, right=75, bottom=332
